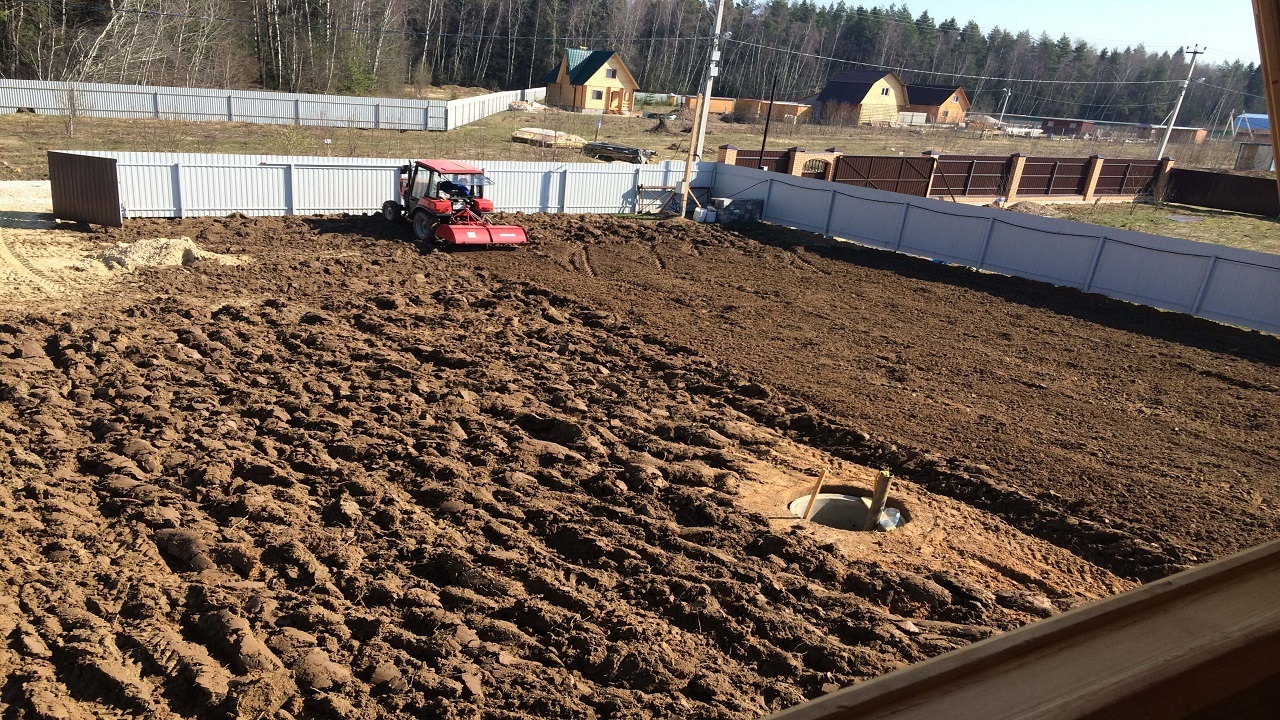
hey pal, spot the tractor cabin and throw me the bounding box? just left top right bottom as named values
left=544, top=48, right=639, bottom=115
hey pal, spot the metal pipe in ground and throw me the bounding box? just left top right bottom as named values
left=862, top=471, right=894, bottom=532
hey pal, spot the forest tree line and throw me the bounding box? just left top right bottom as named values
left=0, top=0, right=1268, bottom=127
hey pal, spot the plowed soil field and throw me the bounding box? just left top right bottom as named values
left=1, top=204, right=1277, bottom=720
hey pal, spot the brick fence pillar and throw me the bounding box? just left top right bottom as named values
left=787, top=147, right=807, bottom=176
left=717, top=145, right=738, bottom=165
left=1082, top=155, right=1106, bottom=202
left=1006, top=153, right=1028, bottom=203
left=1154, top=157, right=1176, bottom=202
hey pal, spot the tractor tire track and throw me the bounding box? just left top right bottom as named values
left=0, top=227, right=63, bottom=295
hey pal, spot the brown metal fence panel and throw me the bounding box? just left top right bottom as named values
left=1166, top=169, right=1280, bottom=216
left=1019, top=156, right=1090, bottom=196
left=734, top=150, right=790, bottom=173
left=832, top=156, right=931, bottom=196
left=931, top=155, right=1012, bottom=197
left=48, top=151, right=122, bottom=227
left=1094, top=160, right=1161, bottom=196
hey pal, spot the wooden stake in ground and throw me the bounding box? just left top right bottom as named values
left=801, top=469, right=829, bottom=521
left=678, top=93, right=704, bottom=218
left=863, top=470, right=894, bottom=532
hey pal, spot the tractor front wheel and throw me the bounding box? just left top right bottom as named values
left=411, top=211, right=438, bottom=243
left=381, top=201, right=403, bottom=222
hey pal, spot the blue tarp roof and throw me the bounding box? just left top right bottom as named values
left=1233, top=113, right=1270, bottom=131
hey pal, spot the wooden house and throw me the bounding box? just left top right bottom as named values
left=543, top=48, right=638, bottom=115
left=904, top=84, right=970, bottom=124
left=814, top=69, right=906, bottom=126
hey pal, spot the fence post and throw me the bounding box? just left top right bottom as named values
left=1006, top=153, right=1027, bottom=203
left=227, top=94, right=234, bottom=122
left=1082, top=237, right=1107, bottom=291
left=286, top=164, right=296, bottom=215
left=173, top=163, right=185, bottom=218
left=894, top=202, right=909, bottom=249
left=717, top=145, right=738, bottom=165
left=559, top=168, right=570, bottom=213
left=823, top=189, right=837, bottom=237
left=1192, top=256, right=1219, bottom=313
left=375, top=102, right=382, bottom=129
left=1082, top=155, right=1105, bottom=202
left=634, top=167, right=642, bottom=213
left=922, top=151, right=940, bottom=197
left=294, top=98, right=301, bottom=126
left=976, top=217, right=996, bottom=267
left=761, top=179, right=774, bottom=220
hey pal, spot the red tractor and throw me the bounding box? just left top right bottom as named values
left=382, top=159, right=529, bottom=246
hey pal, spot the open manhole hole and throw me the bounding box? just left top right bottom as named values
left=788, top=493, right=907, bottom=531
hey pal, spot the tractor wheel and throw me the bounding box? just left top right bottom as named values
left=381, top=201, right=403, bottom=222
left=411, top=211, right=438, bottom=243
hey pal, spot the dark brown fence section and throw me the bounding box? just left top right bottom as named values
left=1019, top=156, right=1090, bottom=196
left=733, top=150, right=790, bottom=173
left=1095, top=159, right=1162, bottom=196
left=48, top=151, right=122, bottom=227
left=832, top=156, right=932, bottom=196
left=930, top=155, right=1012, bottom=198
left=1166, top=169, right=1280, bottom=216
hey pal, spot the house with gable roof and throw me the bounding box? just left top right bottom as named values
left=905, top=84, right=970, bottom=125
left=813, top=69, right=906, bottom=126
left=544, top=48, right=639, bottom=115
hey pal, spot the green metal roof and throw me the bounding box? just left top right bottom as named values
left=543, top=49, right=620, bottom=86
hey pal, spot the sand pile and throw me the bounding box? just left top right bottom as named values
left=1005, top=201, right=1065, bottom=218
left=94, top=236, right=245, bottom=270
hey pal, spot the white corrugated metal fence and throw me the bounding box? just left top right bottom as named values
left=712, top=163, right=1280, bottom=335
left=0, top=79, right=545, bottom=131
left=68, top=150, right=711, bottom=218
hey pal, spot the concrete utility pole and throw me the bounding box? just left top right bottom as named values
left=997, top=88, right=1012, bottom=124
left=693, top=0, right=727, bottom=163
left=1156, top=45, right=1203, bottom=160
left=1252, top=0, right=1280, bottom=207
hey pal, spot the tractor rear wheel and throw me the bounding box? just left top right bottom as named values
left=381, top=201, right=403, bottom=222
left=411, top=211, right=438, bottom=243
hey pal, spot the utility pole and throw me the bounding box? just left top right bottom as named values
left=693, top=0, right=727, bottom=163
left=997, top=88, right=1011, bottom=124
left=1251, top=0, right=1280, bottom=208
left=1156, top=45, right=1203, bottom=160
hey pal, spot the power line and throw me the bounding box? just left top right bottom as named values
left=724, top=38, right=1184, bottom=86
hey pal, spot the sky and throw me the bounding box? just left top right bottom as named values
left=839, top=0, right=1262, bottom=66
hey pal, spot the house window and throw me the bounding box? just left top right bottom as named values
left=952, top=95, right=958, bottom=103
left=606, top=69, right=617, bottom=79
left=942, top=110, right=949, bottom=119
left=880, top=87, right=890, bottom=96
left=592, top=90, right=603, bottom=100
left=1047, top=120, right=1056, bottom=127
